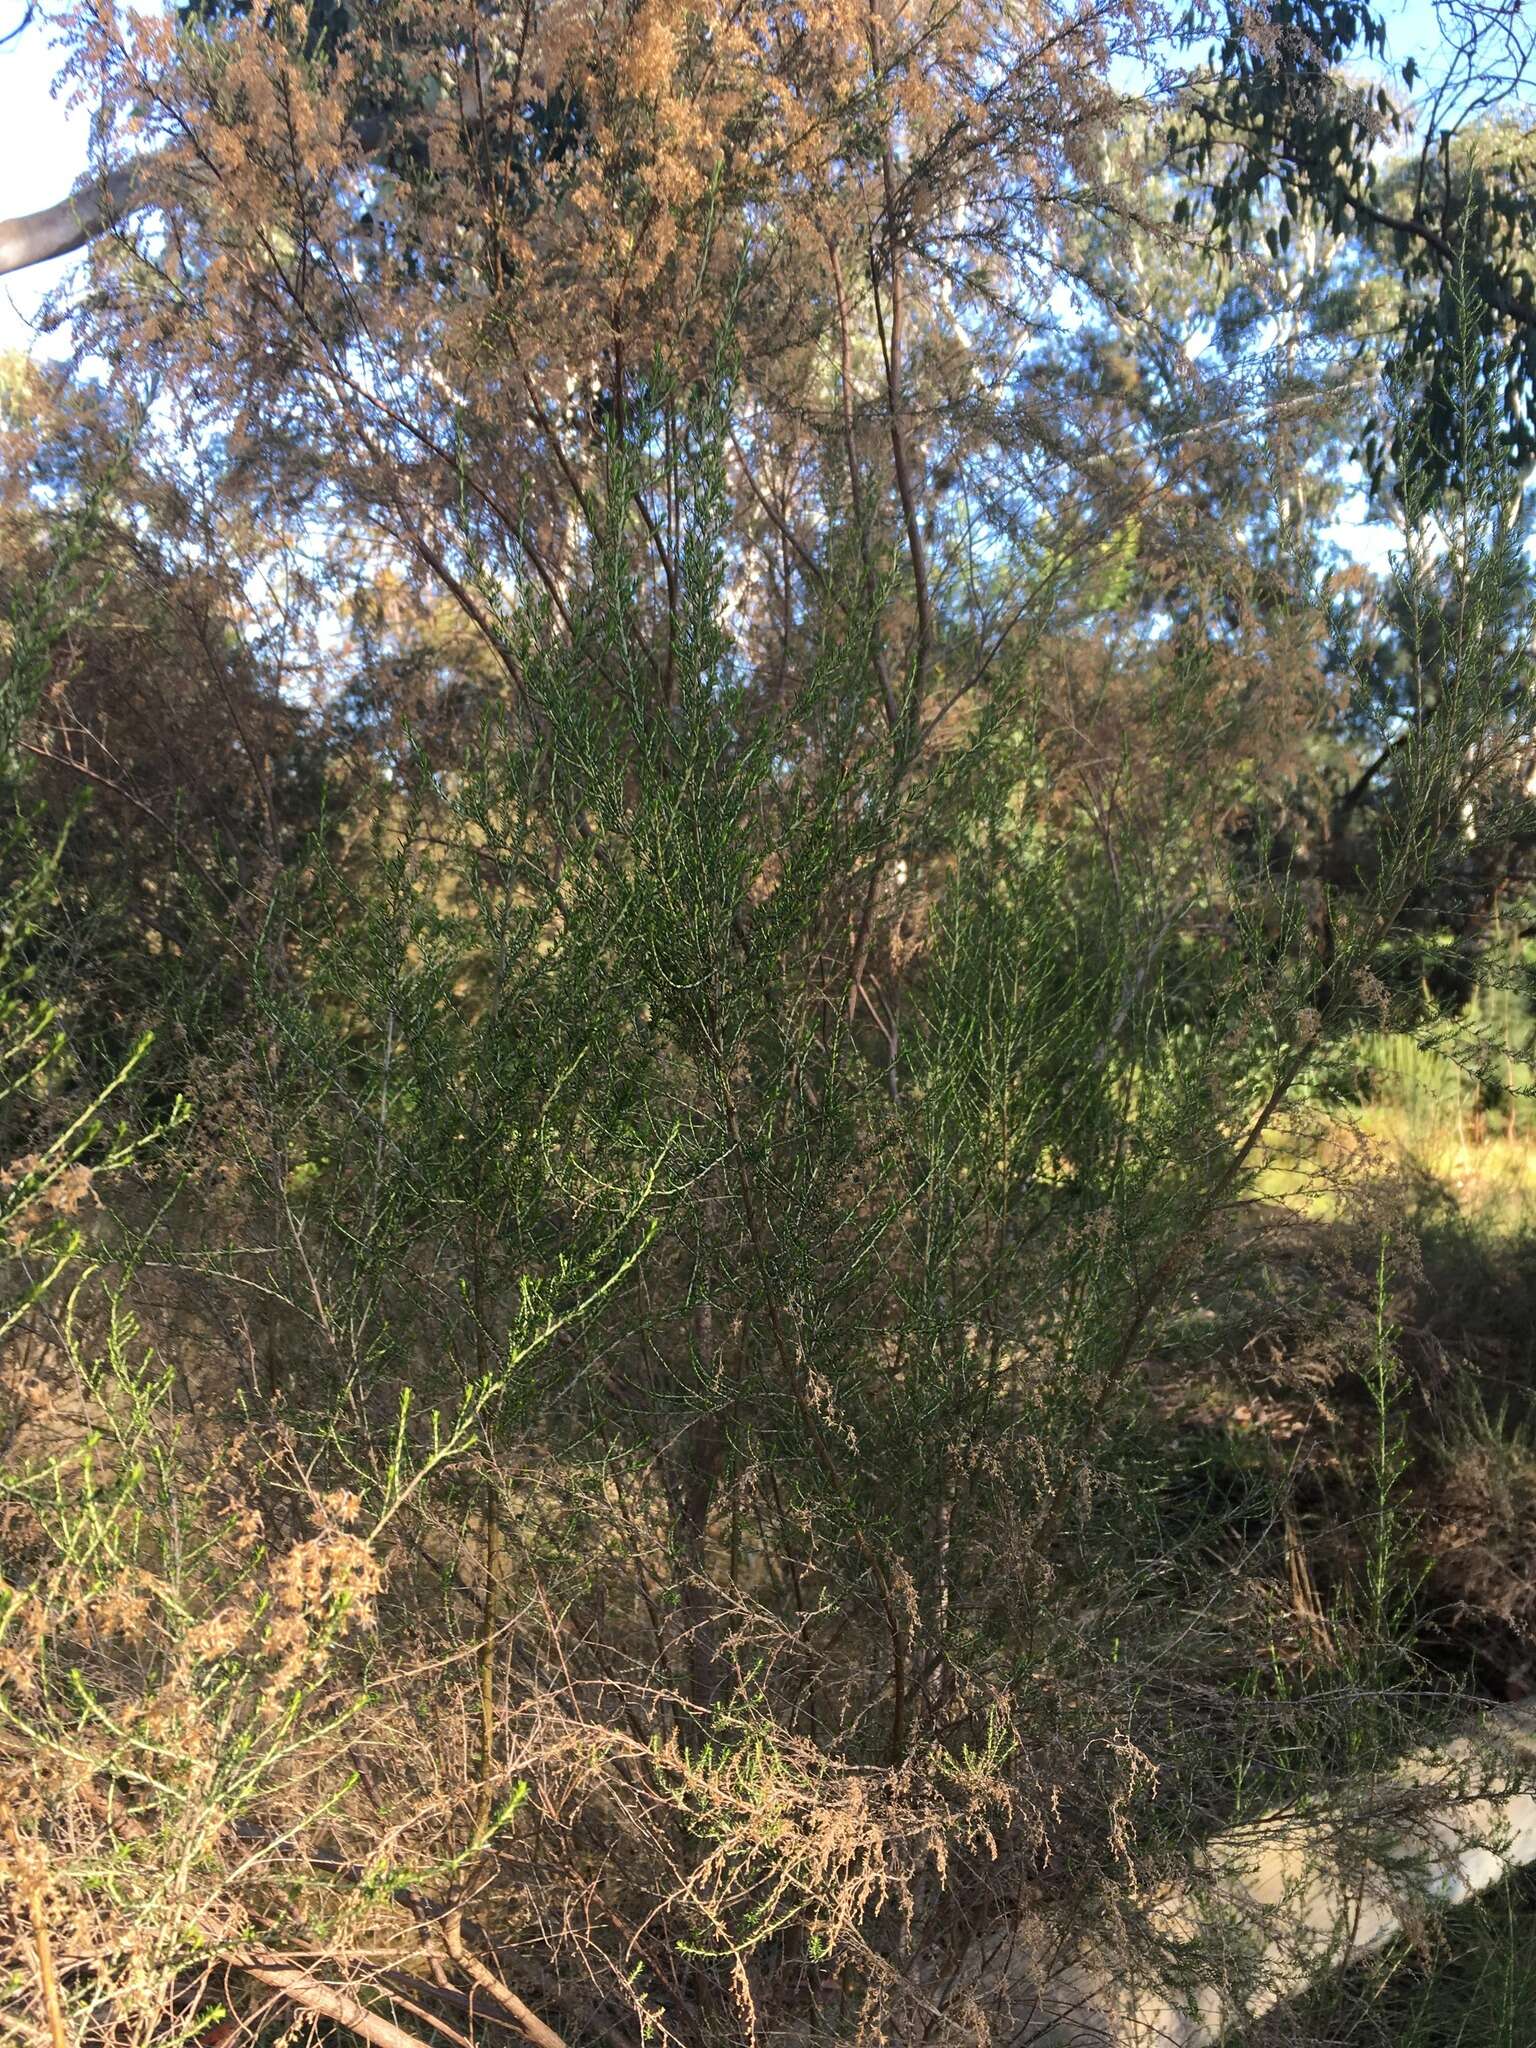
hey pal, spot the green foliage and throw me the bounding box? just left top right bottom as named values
left=7, top=304, right=1536, bottom=2042
left=1176, top=6, right=1536, bottom=494
left=1283, top=1868, right=1536, bottom=2046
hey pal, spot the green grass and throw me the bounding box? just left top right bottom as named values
left=1267, top=1868, right=1536, bottom=2047
left=1241, top=1016, right=1536, bottom=2045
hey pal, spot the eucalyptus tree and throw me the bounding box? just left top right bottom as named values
left=1178, top=0, right=1536, bottom=488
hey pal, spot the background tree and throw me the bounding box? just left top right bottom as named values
left=4, top=6, right=1536, bottom=2048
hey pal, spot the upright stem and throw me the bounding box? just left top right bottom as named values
left=866, top=1, right=933, bottom=732
left=827, top=240, right=902, bottom=736
left=471, top=1247, right=501, bottom=1849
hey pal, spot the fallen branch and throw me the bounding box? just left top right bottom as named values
left=437, top=1917, right=570, bottom=2048
left=228, top=1954, right=455, bottom=2048
left=217, top=1827, right=570, bottom=2048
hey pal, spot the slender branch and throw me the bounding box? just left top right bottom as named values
left=436, top=1921, right=571, bottom=2048
left=867, top=1, right=933, bottom=730
left=826, top=240, right=901, bottom=735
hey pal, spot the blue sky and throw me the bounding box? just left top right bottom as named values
left=0, top=0, right=1485, bottom=577
left=0, top=8, right=95, bottom=355
left=0, top=0, right=1458, bottom=357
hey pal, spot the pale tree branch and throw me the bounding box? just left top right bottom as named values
left=0, top=70, right=493, bottom=279
left=0, top=2, right=36, bottom=49
left=233, top=1954, right=461, bottom=2048
left=236, top=1940, right=571, bottom=2048
left=0, top=160, right=149, bottom=276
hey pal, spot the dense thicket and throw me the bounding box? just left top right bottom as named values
left=3, top=4, right=1536, bottom=2045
